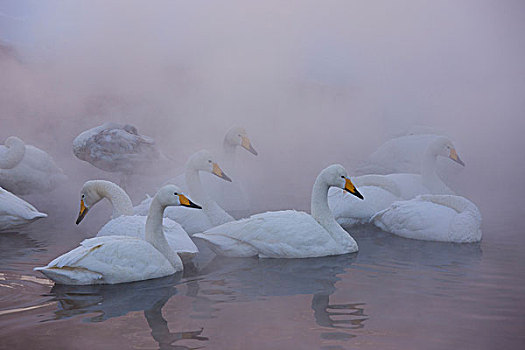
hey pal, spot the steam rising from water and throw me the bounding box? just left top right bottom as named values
left=1, top=1, right=524, bottom=220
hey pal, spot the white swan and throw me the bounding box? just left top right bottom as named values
left=355, top=132, right=464, bottom=176
left=201, top=126, right=258, bottom=218
left=136, top=150, right=234, bottom=235
left=193, top=164, right=364, bottom=258
left=371, top=195, right=482, bottom=243
left=0, top=187, right=47, bottom=231
left=73, top=122, right=161, bottom=186
left=0, top=136, right=67, bottom=195
left=35, top=185, right=202, bottom=285
left=75, top=180, right=199, bottom=260
left=328, top=136, right=465, bottom=226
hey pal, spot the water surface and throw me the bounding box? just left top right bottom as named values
left=1, top=211, right=524, bottom=349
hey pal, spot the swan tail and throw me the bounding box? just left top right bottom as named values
left=34, top=266, right=103, bottom=285
left=27, top=211, right=47, bottom=220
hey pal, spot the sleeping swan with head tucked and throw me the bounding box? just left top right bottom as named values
left=371, top=194, right=482, bottom=243
left=194, top=164, right=364, bottom=258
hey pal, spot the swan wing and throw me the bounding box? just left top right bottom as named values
left=195, top=210, right=338, bottom=258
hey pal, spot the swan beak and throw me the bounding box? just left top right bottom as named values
left=449, top=148, right=465, bottom=166
left=178, top=194, right=202, bottom=209
left=76, top=199, right=89, bottom=225
left=241, top=136, right=258, bottom=156
left=212, top=163, right=232, bottom=182
left=344, top=178, right=364, bottom=200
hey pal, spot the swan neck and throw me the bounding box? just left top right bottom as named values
left=145, top=198, right=180, bottom=268
left=421, top=150, right=440, bottom=185
left=96, top=182, right=134, bottom=217
left=311, top=177, right=331, bottom=222
left=185, top=167, right=208, bottom=205
left=0, top=137, right=25, bottom=169
left=310, top=177, right=353, bottom=247
left=222, top=140, right=237, bottom=169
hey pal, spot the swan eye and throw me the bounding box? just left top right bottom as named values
left=341, top=176, right=345, bottom=179
left=208, top=160, right=212, bottom=163
left=174, top=192, right=178, bottom=195
left=81, top=194, right=85, bottom=198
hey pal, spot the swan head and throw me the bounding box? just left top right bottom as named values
left=322, top=164, right=364, bottom=200
left=76, top=180, right=110, bottom=224
left=430, top=137, right=465, bottom=166
left=187, top=150, right=232, bottom=182
left=155, top=184, right=202, bottom=209
left=224, top=127, right=258, bottom=155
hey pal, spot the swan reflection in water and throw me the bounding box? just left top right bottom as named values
left=48, top=273, right=208, bottom=350
left=184, top=251, right=368, bottom=338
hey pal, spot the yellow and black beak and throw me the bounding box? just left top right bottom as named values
left=76, top=199, right=89, bottom=225
left=241, top=135, right=258, bottom=156
left=344, top=177, right=364, bottom=200
left=178, top=194, right=202, bottom=209
left=449, top=148, right=465, bottom=166
left=212, top=162, right=232, bottom=182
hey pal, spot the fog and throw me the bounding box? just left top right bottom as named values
left=1, top=0, right=524, bottom=228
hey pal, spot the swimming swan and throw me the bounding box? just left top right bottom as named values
left=202, top=127, right=258, bottom=218
left=371, top=194, right=482, bottom=243
left=328, top=136, right=465, bottom=226
left=136, top=150, right=234, bottom=235
left=355, top=132, right=463, bottom=177
left=76, top=180, right=199, bottom=260
left=193, top=164, right=364, bottom=258
left=0, top=136, right=67, bottom=195
left=35, top=185, right=201, bottom=285
left=0, top=187, right=47, bottom=231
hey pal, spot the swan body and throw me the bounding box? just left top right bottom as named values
left=194, top=164, right=364, bottom=258
left=136, top=150, right=234, bottom=235
left=329, top=136, right=464, bottom=226
left=355, top=133, right=463, bottom=176
left=0, top=136, right=67, bottom=195
left=73, top=122, right=160, bottom=175
left=0, top=187, right=47, bottom=231
left=35, top=185, right=201, bottom=285
left=371, top=195, right=482, bottom=243
left=77, top=180, right=198, bottom=260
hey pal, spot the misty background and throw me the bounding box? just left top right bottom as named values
left=1, top=0, right=524, bottom=238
